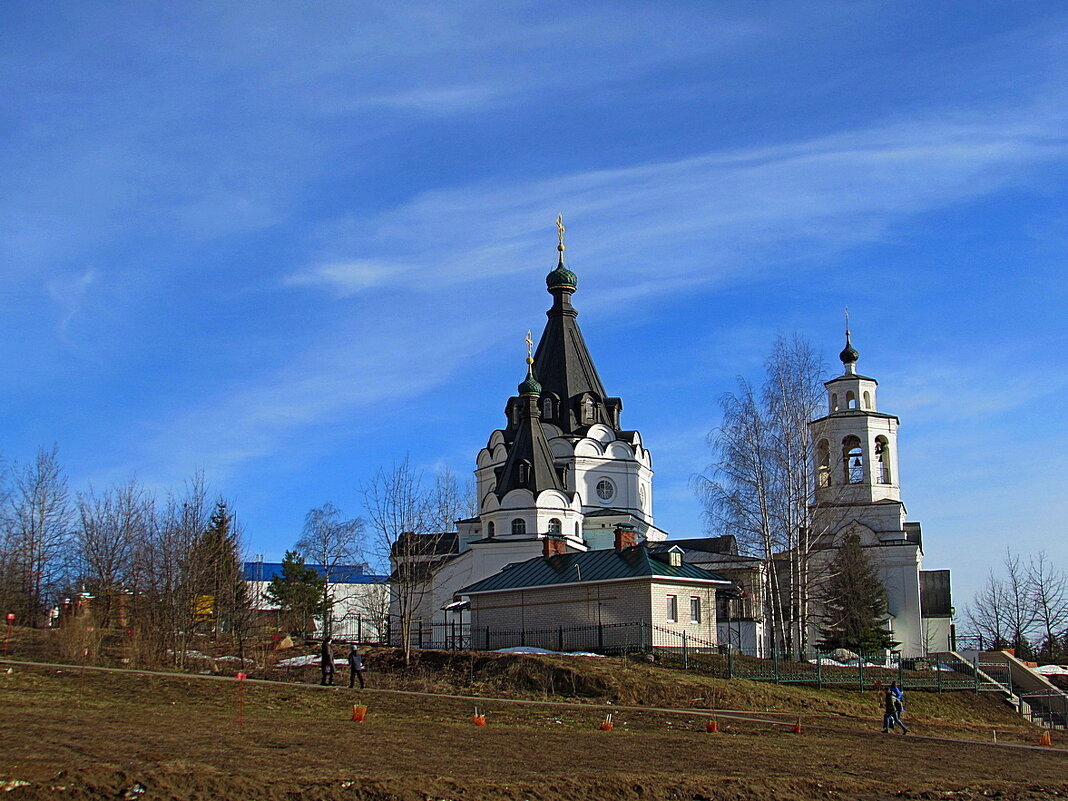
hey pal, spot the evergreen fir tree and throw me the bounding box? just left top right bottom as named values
left=817, top=533, right=897, bottom=655
left=264, top=550, right=329, bottom=636
left=189, top=501, right=249, bottom=636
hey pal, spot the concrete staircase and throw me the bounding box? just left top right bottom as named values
left=959, top=650, right=1068, bottom=730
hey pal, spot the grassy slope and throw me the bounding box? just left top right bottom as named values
left=1, top=658, right=1066, bottom=801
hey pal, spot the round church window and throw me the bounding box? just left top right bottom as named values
left=596, top=478, right=615, bottom=502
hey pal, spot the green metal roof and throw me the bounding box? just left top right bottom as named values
left=458, top=546, right=731, bottom=595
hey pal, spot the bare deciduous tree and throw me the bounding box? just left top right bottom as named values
left=296, top=502, right=364, bottom=639
left=1028, top=551, right=1068, bottom=662
left=967, top=571, right=1010, bottom=650
left=76, top=480, right=153, bottom=627
left=131, top=474, right=211, bottom=667
left=695, top=335, right=833, bottom=656
left=3, top=447, right=75, bottom=625
left=1003, top=549, right=1036, bottom=657
left=360, top=457, right=439, bottom=667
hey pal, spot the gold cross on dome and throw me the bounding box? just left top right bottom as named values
left=555, top=214, right=566, bottom=252
left=525, top=329, right=534, bottom=361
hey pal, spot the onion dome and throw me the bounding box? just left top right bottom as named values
left=518, top=357, right=542, bottom=395
left=840, top=331, right=859, bottom=365
left=546, top=214, right=577, bottom=291
left=546, top=254, right=577, bottom=292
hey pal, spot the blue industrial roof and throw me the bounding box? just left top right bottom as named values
left=242, top=561, right=386, bottom=584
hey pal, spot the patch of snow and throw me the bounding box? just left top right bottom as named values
left=494, top=646, right=604, bottom=657
left=276, top=654, right=322, bottom=667
left=1034, top=664, right=1068, bottom=675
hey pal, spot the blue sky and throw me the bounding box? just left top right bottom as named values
left=2, top=2, right=1066, bottom=608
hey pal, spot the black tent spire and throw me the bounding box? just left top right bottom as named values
left=495, top=343, right=566, bottom=500
left=532, top=216, right=622, bottom=434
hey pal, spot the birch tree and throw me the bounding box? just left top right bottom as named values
left=360, top=457, right=439, bottom=666
left=694, top=335, right=830, bottom=656
left=296, top=502, right=364, bottom=639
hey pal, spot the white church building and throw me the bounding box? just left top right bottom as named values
left=392, top=223, right=954, bottom=658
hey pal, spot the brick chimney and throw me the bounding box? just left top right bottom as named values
left=543, top=536, right=566, bottom=557
left=613, top=524, right=637, bottom=551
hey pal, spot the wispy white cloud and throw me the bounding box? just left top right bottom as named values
left=46, top=268, right=97, bottom=336
left=133, top=311, right=496, bottom=482
left=303, top=112, right=1068, bottom=307
left=284, top=261, right=409, bottom=295
left=153, top=105, right=1068, bottom=482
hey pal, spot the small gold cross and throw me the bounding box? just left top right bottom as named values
left=525, top=329, right=534, bottom=360
left=555, top=214, right=566, bottom=252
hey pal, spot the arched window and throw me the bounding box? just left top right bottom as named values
left=518, top=461, right=529, bottom=485
left=575, top=521, right=581, bottom=538
left=846, top=391, right=857, bottom=410
left=548, top=518, right=561, bottom=534
left=487, top=521, right=495, bottom=538
left=511, top=518, right=526, bottom=536
left=875, top=436, right=891, bottom=484
left=509, top=402, right=520, bottom=427
left=831, top=393, right=839, bottom=412
left=863, top=391, right=872, bottom=410
left=542, top=397, right=554, bottom=419
left=843, top=435, right=864, bottom=484
left=816, top=439, right=831, bottom=488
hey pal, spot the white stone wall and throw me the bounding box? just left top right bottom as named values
left=468, top=577, right=720, bottom=649
left=247, top=579, right=388, bottom=639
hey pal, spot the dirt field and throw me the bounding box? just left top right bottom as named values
left=1, top=661, right=1066, bottom=801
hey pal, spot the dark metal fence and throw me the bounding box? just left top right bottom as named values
left=725, top=649, right=987, bottom=692
left=1020, top=691, right=1068, bottom=730
left=327, top=617, right=1067, bottom=703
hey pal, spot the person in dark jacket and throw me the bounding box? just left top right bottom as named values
left=320, top=637, right=335, bottom=686
left=882, top=687, right=908, bottom=734
left=347, top=644, right=365, bottom=689
left=890, top=682, right=905, bottom=718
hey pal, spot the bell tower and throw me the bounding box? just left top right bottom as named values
left=806, top=321, right=952, bottom=657
left=812, top=326, right=901, bottom=511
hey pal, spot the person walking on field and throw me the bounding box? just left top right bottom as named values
left=320, top=637, right=335, bottom=686
left=890, top=682, right=905, bottom=719
left=882, top=687, right=908, bottom=734
left=347, top=644, right=366, bottom=689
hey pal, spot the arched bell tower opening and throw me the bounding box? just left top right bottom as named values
left=875, top=436, right=891, bottom=484
left=816, top=439, right=831, bottom=488
left=843, top=435, right=864, bottom=484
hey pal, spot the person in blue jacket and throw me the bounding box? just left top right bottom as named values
left=882, top=686, right=908, bottom=734
left=890, top=682, right=905, bottom=718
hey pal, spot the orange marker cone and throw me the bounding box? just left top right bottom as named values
left=1039, top=730, right=1053, bottom=747
left=351, top=704, right=367, bottom=722
left=792, top=717, right=802, bottom=734
left=706, top=718, right=719, bottom=733
left=599, top=713, right=614, bottom=731
left=472, top=707, right=486, bottom=726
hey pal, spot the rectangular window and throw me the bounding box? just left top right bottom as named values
left=690, top=596, right=702, bottom=624
left=666, top=594, right=678, bottom=623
